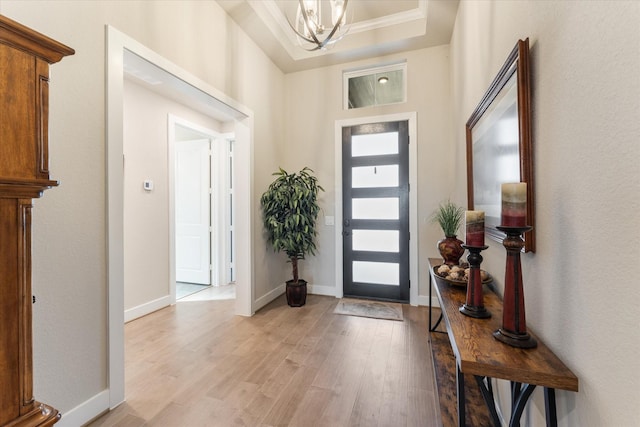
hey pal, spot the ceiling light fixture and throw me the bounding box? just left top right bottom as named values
left=378, top=76, right=389, bottom=84
left=288, top=0, right=350, bottom=51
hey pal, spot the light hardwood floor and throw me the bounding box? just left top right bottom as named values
left=87, top=295, right=440, bottom=427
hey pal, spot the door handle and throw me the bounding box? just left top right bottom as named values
left=343, top=218, right=350, bottom=237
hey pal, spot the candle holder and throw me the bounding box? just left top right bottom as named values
left=459, top=244, right=491, bottom=319
left=493, top=226, right=537, bottom=348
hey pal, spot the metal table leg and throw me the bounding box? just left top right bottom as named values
left=475, top=375, right=501, bottom=426
left=429, top=272, right=443, bottom=332
left=457, top=363, right=465, bottom=427
left=509, top=382, right=536, bottom=427
left=544, top=388, right=558, bottom=427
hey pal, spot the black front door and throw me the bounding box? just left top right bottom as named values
left=342, top=120, right=410, bottom=303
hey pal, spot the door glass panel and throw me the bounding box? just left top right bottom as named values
left=353, top=261, right=399, bottom=286
left=352, top=230, right=399, bottom=252
left=352, top=197, right=399, bottom=219
left=352, top=165, right=398, bottom=188
left=352, top=132, right=399, bottom=157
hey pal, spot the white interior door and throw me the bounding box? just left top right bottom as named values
left=176, top=139, right=211, bottom=284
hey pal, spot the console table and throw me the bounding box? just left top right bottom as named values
left=427, top=258, right=578, bottom=427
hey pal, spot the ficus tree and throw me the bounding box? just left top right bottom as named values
left=260, top=167, right=324, bottom=284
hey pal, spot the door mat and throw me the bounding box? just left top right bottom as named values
left=333, top=298, right=404, bottom=321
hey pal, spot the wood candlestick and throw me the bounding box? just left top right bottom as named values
left=493, top=226, right=537, bottom=348
left=459, top=244, right=491, bottom=319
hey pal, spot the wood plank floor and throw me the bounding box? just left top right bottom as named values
left=87, top=295, right=441, bottom=427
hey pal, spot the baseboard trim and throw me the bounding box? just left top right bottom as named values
left=418, top=294, right=440, bottom=307
left=253, top=283, right=285, bottom=312
left=308, top=284, right=337, bottom=297
left=251, top=280, right=412, bottom=312
left=124, top=295, right=172, bottom=323
left=56, top=389, right=110, bottom=427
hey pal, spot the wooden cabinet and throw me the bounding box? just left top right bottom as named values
left=0, top=15, right=73, bottom=427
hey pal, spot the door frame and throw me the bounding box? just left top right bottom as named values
left=169, top=116, right=231, bottom=296
left=107, top=26, right=254, bottom=409
left=334, top=112, right=418, bottom=305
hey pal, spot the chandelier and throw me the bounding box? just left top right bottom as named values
left=288, top=0, right=350, bottom=51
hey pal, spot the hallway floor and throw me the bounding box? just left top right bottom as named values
left=87, top=295, right=439, bottom=426
left=177, top=282, right=236, bottom=301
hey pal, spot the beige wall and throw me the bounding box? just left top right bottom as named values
left=284, top=45, right=455, bottom=299
left=0, top=0, right=284, bottom=419
left=451, top=1, right=640, bottom=426
left=123, top=79, right=224, bottom=312
left=1, top=0, right=638, bottom=425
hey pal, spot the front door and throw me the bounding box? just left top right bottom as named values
left=342, top=121, right=410, bottom=302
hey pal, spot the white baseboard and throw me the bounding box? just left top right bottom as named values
left=308, top=284, right=337, bottom=297
left=253, top=282, right=437, bottom=311
left=252, top=282, right=338, bottom=312
left=253, top=283, right=285, bottom=312
left=308, top=283, right=429, bottom=305
left=124, top=295, right=172, bottom=323
left=418, top=294, right=440, bottom=307
left=57, top=389, right=110, bottom=427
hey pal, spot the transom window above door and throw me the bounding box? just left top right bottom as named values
left=344, top=62, right=407, bottom=109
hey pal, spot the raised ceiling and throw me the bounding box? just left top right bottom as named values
left=217, top=0, right=459, bottom=73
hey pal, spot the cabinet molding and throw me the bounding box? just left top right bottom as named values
left=0, top=14, right=74, bottom=427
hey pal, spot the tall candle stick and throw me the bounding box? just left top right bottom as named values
left=465, top=210, right=485, bottom=246
left=501, top=183, right=527, bottom=227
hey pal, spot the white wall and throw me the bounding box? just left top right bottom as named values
left=0, top=0, right=284, bottom=421
left=283, top=46, right=455, bottom=301
left=123, top=79, right=223, bottom=313
left=450, top=1, right=640, bottom=426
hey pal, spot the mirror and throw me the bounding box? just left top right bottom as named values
left=466, top=38, right=535, bottom=252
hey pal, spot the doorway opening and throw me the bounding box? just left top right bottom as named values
left=107, top=26, right=254, bottom=409
left=170, top=117, right=236, bottom=302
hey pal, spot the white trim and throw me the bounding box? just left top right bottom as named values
left=253, top=283, right=286, bottom=311
left=347, top=1, right=427, bottom=34
left=56, top=390, right=110, bottom=427
left=249, top=0, right=428, bottom=61
left=334, top=112, right=419, bottom=305
left=308, top=283, right=338, bottom=297
left=106, top=25, right=254, bottom=412
left=232, top=118, right=255, bottom=317
left=343, top=62, right=407, bottom=110
left=105, top=24, right=126, bottom=410
left=167, top=115, right=229, bottom=301
left=418, top=294, right=439, bottom=308
left=124, top=295, right=172, bottom=323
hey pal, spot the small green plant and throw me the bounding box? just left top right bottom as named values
left=260, top=167, right=324, bottom=284
left=430, top=200, right=464, bottom=237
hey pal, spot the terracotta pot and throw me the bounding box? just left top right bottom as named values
left=437, top=236, right=464, bottom=266
left=286, top=279, right=307, bottom=307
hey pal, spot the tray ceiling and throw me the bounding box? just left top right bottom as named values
left=216, top=0, right=459, bottom=73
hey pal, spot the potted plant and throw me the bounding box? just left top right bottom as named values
left=430, top=200, right=465, bottom=265
left=260, top=167, right=324, bottom=307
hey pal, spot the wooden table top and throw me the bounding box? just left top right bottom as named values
left=429, top=258, right=579, bottom=392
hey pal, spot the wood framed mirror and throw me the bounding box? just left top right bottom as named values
left=466, top=38, right=535, bottom=252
